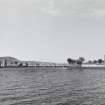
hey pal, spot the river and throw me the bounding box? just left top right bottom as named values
left=0, top=68, right=105, bottom=105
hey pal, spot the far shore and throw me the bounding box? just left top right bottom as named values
left=0, top=65, right=105, bottom=71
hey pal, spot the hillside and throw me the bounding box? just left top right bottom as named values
left=0, top=56, right=19, bottom=62
left=0, top=56, right=68, bottom=67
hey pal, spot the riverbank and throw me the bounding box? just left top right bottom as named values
left=82, top=64, right=105, bottom=70
left=0, top=65, right=105, bottom=71
left=82, top=66, right=105, bottom=70
left=0, top=66, right=63, bottom=73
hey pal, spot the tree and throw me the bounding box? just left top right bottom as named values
left=97, top=59, right=103, bottom=64
left=67, top=58, right=73, bottom=64
left=93, top=60, right=97, bottom=64
left=18, top=63, right=23, bottom=67
left=4, top=60, right=7, bottom=67
left=76, top=57, right=85, bottom=67
left=76, top=60, right=82, bottom=66
left=87, top=60, right=92, bottom=64
left=78, top=57, right=85, bottom=63
left=15, top=61, right=18, bottom=64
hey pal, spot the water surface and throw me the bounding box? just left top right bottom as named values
left=0, top=68, right=105, bottom=105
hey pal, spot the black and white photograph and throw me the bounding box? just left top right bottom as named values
left=0, top=0, right=105, bottom=105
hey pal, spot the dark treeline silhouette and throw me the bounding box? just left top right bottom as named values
left=67, top=57, right=85, bottom=67
left=87, top=59, right=104, bottom=64
left=67, top=57, right=104, bottom=66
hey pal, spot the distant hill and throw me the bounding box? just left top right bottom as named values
left=0, top=56, right=19, bottom=62
left=0, top=56, right=20, bottom=67
left=0, top=56, right=68, bottom=67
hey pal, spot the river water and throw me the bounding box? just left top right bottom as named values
left=0, top=68, right=105, bottom=105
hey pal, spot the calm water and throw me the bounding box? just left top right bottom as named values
left=0, top=68, right=105, bottom=105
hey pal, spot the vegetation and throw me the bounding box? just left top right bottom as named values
left=0, top=61, right=1, bottom=67
left=97, top=59, right=103, bottom=64
left=67, top=56, right=104, bottom=66
left=78, top=57, right=85, bottom=63
left=0, top=56, right=104, bottom=69
left=87, top=59, right=104, bottom=64
left=67, top=58, right=74, bottom=64
left=18, top=63, right=23, bottom=67
left=67, top=57, right=85, bottom=67
left=25, top=63, right=28, bottom=67
left=4, top=60, right=7, bottom=67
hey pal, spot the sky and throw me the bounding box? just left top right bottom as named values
left=0, top=0, right=105, bottom=63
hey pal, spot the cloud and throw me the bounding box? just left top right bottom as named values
left=37, top=0, right=105, bottom=17
left=0, top=0, right=105, bottom=18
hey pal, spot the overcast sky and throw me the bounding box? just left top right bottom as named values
left=0, top=0, right=105, bottom=62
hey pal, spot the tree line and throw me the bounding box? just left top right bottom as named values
left=67, top=57, right=104, bottom=66
left=67, top=57, right=85, bottom=66
left=87, top=59, right=104, bottom=64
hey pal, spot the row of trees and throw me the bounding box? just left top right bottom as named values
left=67, top=57, right=104, bottom=66
left=87, top=59, right=104, bottom=64
left=67, top=57, right=85, bottom=66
